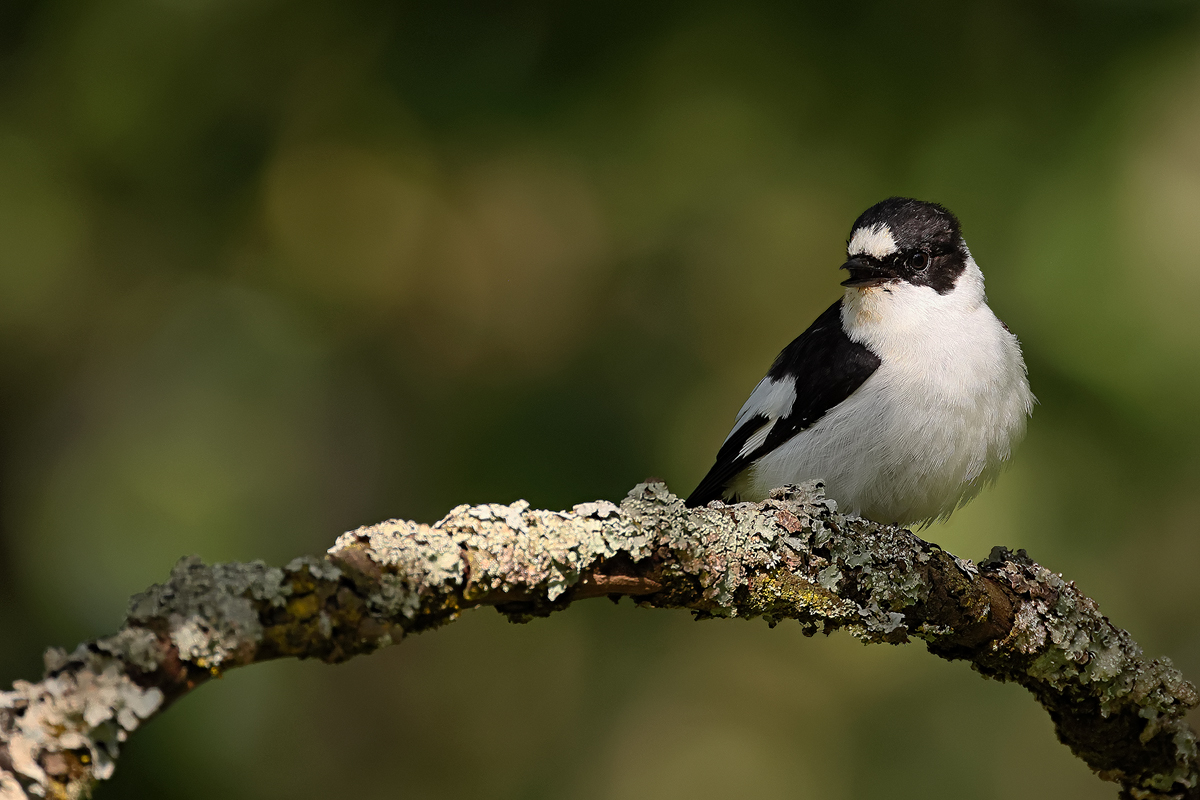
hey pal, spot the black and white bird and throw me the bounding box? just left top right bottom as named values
left=686, top=197, right=1034, bottom=527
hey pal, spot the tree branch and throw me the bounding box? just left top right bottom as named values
left=1, top=481, right=1195, bottom=800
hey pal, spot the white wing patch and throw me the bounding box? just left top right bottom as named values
left=738, top=421, right=775, bottom=458
left=848, top=223, right=897, bottom=259
left=724, top=376, right=798, bottom=457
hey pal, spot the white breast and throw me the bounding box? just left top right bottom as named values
left=740, top=257, right=1033, bottom=526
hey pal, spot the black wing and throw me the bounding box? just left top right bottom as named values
left=685, top=299, right=881, bottom=507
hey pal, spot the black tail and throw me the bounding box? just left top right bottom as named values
left=684, top=467, right=734, bottom=508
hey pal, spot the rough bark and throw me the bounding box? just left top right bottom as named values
left=1, top=481, right=1195, bottom=800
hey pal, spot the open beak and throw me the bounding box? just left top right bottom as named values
left=839, top=257, right=897, bottom=288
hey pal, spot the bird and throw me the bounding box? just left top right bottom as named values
left=685, top=197, right=1034, bottom=527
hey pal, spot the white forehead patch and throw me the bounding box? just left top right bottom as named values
left=847, top=223, right=898, bottom=259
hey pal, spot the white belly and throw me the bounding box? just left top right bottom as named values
left=740, top=283, right=1032, bottom=526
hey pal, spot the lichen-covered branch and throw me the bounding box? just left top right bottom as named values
left=1, top=481, right=1195, bottom=800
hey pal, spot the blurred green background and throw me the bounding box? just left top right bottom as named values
left=2, top=1, right=1199, bottom=798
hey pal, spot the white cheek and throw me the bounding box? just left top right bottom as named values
left=840, top=255, right=988, bottom=349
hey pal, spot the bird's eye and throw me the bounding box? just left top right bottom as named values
left=908, top=252, right=929, bottom=270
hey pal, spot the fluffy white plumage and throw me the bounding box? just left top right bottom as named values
left=690, top=198, right=1034, bottom=527
left=730, top=255, right=1033, bottom=525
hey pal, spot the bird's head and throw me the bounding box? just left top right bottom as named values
left=840, top=198, right=968, bottom=296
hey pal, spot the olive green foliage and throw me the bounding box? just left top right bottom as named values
left=0, top=1, right=1199, bottom=798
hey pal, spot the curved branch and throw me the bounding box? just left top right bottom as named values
left=1, top=482, right=1195, bottom=800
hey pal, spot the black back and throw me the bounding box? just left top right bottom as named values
left=685, top=300, right=880, bottom=507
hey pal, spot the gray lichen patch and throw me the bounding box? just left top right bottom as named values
left=127, top=556, right=290, bottom=669
left=3, top=482, right=1197, bottom=800
left=987, top=552, right=1196, bottom=714
left=285, top=555, right=342, bottom=583
left=622, top=482, right=836, bottom=615
left=328, top=492, right=656, bottom=624
left=0, top=552, right=371, bottom=799
left=93, top=628, right=162, bottom=673
left=981, top=549, right=1199, bottom=796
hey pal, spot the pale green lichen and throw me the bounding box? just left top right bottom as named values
left=983, top=549, right=1199, bottom=795
left=817, top=565, right=842, bottom=591
left=285, top=555, right=342, bottom=582
left=127, top=556, right=291, bottom=668
left=4, top=481, right=1196, bottom=800
left=331, top=492, right=655, bottom=617
left=93, top=628, right=162, bottom=673
left=1, top=553, right=356, bottom=799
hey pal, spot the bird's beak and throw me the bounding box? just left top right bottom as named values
left=840, top=257, right=897, bottom=288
